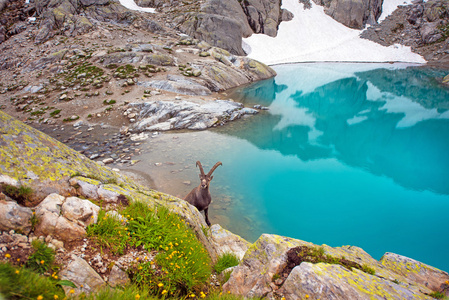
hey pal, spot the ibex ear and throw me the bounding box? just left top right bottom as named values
left=210, top=176, right=214, bottom=181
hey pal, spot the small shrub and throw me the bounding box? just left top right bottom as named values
left=429, top=291, right=445, bottom=299
left=214, top=253, right=240, bottom=274
left=26, top=240, right=55, bottom=274
left=0, top=262, right=65, bottom=299
left=2, top=184, right=33, bottom=206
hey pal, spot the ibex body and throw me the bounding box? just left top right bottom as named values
left=184, top=161, right=222, bottom=226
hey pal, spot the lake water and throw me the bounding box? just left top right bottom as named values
left=129, top=63, right=449, bottom=272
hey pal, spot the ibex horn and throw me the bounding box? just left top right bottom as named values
left=207, top=162, right=222, bottom=177
left=196, top=161, right=205, bottom=176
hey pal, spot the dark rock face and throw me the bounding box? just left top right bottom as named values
left=314, top=0, right=383, bottom=29
left=178, top=12, right=246, bottom=56
left=360, top=0, right=449, bottom=63
left=175, top=0, right=291, bottom=55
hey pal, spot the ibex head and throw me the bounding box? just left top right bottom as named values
left=196, top=161, right=222, bottom=189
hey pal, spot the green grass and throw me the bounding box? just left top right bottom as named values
left=86, top=210, right=130, bottom=255
left=429, top=291, right=446, bottom=299
left=214, top=253, right=240, bottom=274
left=26, top=240, right=56, bottom=274
left=125, top=202, right=211, bottom=296
left=0, top=262, right=65, bottom=299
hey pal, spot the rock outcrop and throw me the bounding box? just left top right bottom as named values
left=314, top=0, right=383, bottom=29
left=223, top=234, right=449, bottom=299
left=129, top=100, right=259, bottom=131
left=174, top=0, right=293, bottom=55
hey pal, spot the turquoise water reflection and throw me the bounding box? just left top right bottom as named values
left=215, top=63, right=449, bottom=271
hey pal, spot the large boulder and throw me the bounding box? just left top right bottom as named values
left=0, top=200, right=33, bottom=234
left=279, top=262, right=433, bottom=299
left=34, top=193, right=88, bottom=242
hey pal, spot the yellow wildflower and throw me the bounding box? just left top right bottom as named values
left=17, top=258, right=20, bottom=262
left=190, top=294, right=195, bottom=298
left=5, top=254, right=11, bottom=258
left=69, top=289, right=75, bottom=294
left=54, top=295, right=59, bottom=299
left=135, top=294, right=141, bottom=300
left=305, top=295, right=309, bottom=299
left=37, top=296, right=43, bottom=300
left=162, top=290, right=167, bottom=295
left=158, top=282, right=164, bottom=287
left=281, top=298, right=286, bottom=300
left=138, top=266, right=143, bottom=270
left=15, top=270, right=19, bottom=274
left=40, top=260, right=45, bottom=264
left=227, top=291, right=231, bottom=294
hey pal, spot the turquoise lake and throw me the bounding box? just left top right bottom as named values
left=131, top=63, right=449, bottom=272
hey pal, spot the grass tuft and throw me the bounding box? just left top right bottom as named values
left=214, top=253, right=240, bottom=274
left=26, top=240, right=56, bottom=274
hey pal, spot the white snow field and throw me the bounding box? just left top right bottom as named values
left=119, top=0, right=155, bottom=13
left=243, top=0, right=425, bottom=65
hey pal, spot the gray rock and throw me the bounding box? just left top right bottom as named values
left=69, top=177, right=100, bottom=200
left=108, top=265, right=130, bottom=287
left=0, top=175, right=19, bottom=187
left=316, top=0, right=383, bottom=29
left=0, top=201, right=33, bottom=234
left=210, top=224, right=251, bottom=260
left=279, top=262, right=433, bottom=300
left=140, top=75, right=211, bottom=96
left=420, top=22, right=443, bottom=44
left=131, top=99, right=258, bottom=131
left=60, top=254, right=106, bottom=295
left=61, top=197, right=100, bottom=226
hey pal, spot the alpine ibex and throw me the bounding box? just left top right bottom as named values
left=184, top=161, right=222, bottom=226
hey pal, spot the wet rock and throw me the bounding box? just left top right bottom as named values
left=0, top=201, right=33, bottom=234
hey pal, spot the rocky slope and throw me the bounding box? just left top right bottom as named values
left=0, top=0, right=275, bottom=139
left=1, top=111, right=449, bottom=299
left=361, top=0, right=449, bottom=64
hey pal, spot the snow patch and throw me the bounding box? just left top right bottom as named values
left=379, top=0, right=414, bottom=22
left=243, top=0, right=425, bottom=65
left=119, top=0, right=155, bottom=13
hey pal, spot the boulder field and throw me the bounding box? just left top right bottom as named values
left=1, top=109, right=449, bottom=299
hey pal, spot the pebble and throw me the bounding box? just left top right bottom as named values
left=103, top=158, right=114, bottom=164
